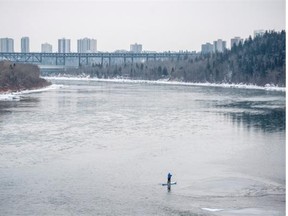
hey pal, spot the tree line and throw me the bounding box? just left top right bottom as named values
left=49, top=30, right=286, bottom=86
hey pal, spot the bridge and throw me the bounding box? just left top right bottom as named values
left=0, top=51, right=197, bottom=67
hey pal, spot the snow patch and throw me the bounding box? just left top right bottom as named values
left=201, top=208, right=224, bottom=212
left=19, top=84, right=64, bottom=94
left=0, top=84, right=63, bottom=101
left=44, top=77, right=285, bottom=92
left=0, top=94, right=20, bottom=101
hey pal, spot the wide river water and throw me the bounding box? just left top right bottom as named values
left=0, top=78, right=285, bottom=215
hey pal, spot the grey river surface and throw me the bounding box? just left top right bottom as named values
left=0, top=79, right=285, bottom=215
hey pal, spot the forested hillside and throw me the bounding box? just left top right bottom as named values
left=199, top=30, right=286, bottom=85
left=54, top=30, right=285, bottom=86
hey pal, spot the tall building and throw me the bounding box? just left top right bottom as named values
left=58, top=38, right=71, bottom=53
left=21, top=37, right=30, bottom=53
left=213, top=39, right=226, bottom=53
left=231, top=37, right=243, bottom=48
left=41, top=43, right=53, bottom=53
left=0, top=38, right=14, bottom=52
left=254, top=30, right=265, bottom=38
left=201, top=42, right=214, bottom=54
left=77, top=38, right=97, bottom=53
left=130, top=43, right=142, bottom=53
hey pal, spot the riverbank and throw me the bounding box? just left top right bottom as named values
left=44, top=76, right=286, bottom=92
left=0, top=61, right=51, bottom=94
left=0, top=84, right=63, bottom=101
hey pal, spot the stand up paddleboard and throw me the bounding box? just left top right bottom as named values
left=161, top=182, right=177, bottom=186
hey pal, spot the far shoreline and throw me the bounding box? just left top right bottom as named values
left=43, top=76, right=286, bottom=92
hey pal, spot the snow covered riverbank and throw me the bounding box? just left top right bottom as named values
left=0, top=84, right=63, bottom=101
left=44, top=76, right=286, bottom=92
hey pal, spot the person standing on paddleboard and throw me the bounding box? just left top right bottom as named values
left=167, top=173, right=172, bottom=184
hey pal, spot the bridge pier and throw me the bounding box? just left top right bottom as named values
left=39, top=54, right=42, bottom=64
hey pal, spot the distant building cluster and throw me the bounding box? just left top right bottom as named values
left=254, top=30, right=265, bottom=38
left=21, top=37, right=29, bottom=53
left=201, top=35, right=249, bottom=54
left=214, top=39, right=227, bottom=53
left=58, top=38, right=71, bottom=53
left=201, top=30, right=267, bottom=54
left=77, top=38, right=97, bottom=53
left=201, top=43, right=214, bottom=54
left=0, top=37, right=99, bottom=53
left=0, top=38, right=14, bottom=52
left=0, top=36, right=144, bottom=54
left=231, top=37, right=243, bottom=48
left=0, top=30, right=266, bottom=54
left=41, top=43, right=53, bottom=53
left=130, top=43, right=142, bottom=53
left=201, top=39, right=226, bottom=54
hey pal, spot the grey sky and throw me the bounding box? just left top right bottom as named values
left=0, top=0, right=285, bottom=52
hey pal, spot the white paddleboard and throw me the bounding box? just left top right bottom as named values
left=162, top=182, right=177, bottom=186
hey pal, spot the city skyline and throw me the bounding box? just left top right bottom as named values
left=0, top=31, right=280, bottom=53
left=0, top=0, right=285, bottom=52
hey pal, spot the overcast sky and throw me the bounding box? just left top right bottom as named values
left=0, top=0, right=285, bottom=52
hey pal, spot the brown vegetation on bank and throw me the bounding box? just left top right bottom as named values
left=0, top=61, right=51, bottom=93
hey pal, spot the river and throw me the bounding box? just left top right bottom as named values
left=0, top=78, right=285, bottom=215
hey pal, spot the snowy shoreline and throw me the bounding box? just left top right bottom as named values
left=44, top=76, right=286, bottom=92
left=0, top=84, right=63, bottom=101
left=0, top=77, right=285, bottom=101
